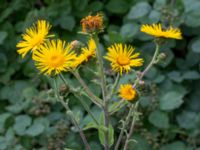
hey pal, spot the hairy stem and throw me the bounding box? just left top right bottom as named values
left=53, top=79, right=90, bottom=150
left=109, top=73, right=120, bottom=100
left=70, top=71, right=103, bottom=107
left=123, top=102, right=139, bottom=150
left=59, top=73, right=99, bottom=125
left=133, top=43, right=160, bottom=88
left=114, top=104, right=134, bottom=150
left=92, top=34, right=109, bottom=150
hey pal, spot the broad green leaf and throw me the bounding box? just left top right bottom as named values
left=120, top=23, right=139, bottom=39
left=98, top=124, right=114, bottom=147
left=127, top=2, right=151, bottom=19
left=159, top=92, right=184, bottom=110
left=106, top=0, right=129, bottom=14
left=0, top=53, right=7, bottom=73
left=26, top=123, right=45, bottom=137
left=176, top=111, right=199, bottom=129
left=148, top=110, right=169, bottom=129
left=0, top=31, right=7, bottom=44
left=168, top=71, right=183, bottom=83
left=159, top=141, right=186, bottom=150
left=182, top=71, right=200, bottom=80
left=0, top=113, right=11, bottom=133
left=191, top=38, right=200, bottom=53
left=13, top=115, right=31, bottom=136
left=56, top=15, right=75, bottom=31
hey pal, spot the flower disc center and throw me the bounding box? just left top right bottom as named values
left=117, top=55, right=130, bottom=66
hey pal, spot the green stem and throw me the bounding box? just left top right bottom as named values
left=109, top=73, right=120, bottom=100
left=92, top=34, right=109, bottom=150
left=133, top=43, right=160, bottom=88
left=71, top=71, right=103, bottom=107
left=114, top=104, right=134, bottom=150
left=123, top=102, right=139, bottom=150
left=59, top=73, right=99, bottom=125
left=53, top=79, right=90, bottom=150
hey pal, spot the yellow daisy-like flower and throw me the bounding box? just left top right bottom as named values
left=104, top=44, right=144, bottom=75
left=17, top=20, right=54, bottom=58
left=81, top=13, right=104, bottom=34
left=119, top=84, right=137, bottom=101
left=32, top=40, right=76, bottom=75
left=72, top=38, right=96, bottom=69
left=141, top=23, right=182, bottom=39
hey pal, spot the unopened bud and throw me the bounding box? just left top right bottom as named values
left=157, top=53, right=167, bottom=61
left=70, top=40, right=84, bottom=53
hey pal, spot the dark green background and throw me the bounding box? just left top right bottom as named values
left=0, top=0, right=200, bottom=149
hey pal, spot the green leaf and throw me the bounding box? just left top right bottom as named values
left=120, top=23, right=139, bottom=39
left=13, top=115, right=31, bottom=136
left=191, top=38, right=200, bottom=53
left=127, top=2, right=151, bottom=20
left=56, top=16, right=75, bottom=31
left=106, top=0, right=129, bottom=14
left=159, top=92, right=184, bottom=110
left=0, top=31, right=7, bottom=44
left=0, top=53, right=7, bottom=73
left=0, top=113, right=11, bottom=133
left=176, top=111, right=199, bottom=129
left=26, top=123, right=45, bottom=137
left=168, top=71, right=183, bottom=83
left=148, top=110, right=169, bottom=129
left=98, top=124, right=114, bottom=147
left=182, top=71, right=200, bottom=80
left=159, top=141, right=186, bottom=150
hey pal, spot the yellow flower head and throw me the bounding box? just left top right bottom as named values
left=81, top=13, right=104, bottom=34
left=104, top=44, right=144, bottom=75
left=32, top=40, right=76, bottom=75
left=17, top=20, right=54, bottom=58
left=72, top=38, right=96, bottom=69
left=141, top=23, right=182, bottom=39
left=119, top=84, right=137, bottom=101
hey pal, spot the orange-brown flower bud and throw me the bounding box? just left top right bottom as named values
left=81, top=13, right=104, bottom=34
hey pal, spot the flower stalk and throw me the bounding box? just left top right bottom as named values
left=53, top=79, right=91, bottom=150
left=92, top=34, right=109, bottom=150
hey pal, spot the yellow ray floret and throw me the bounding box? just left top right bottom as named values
left=141, top=23, right=182, bottom=39
left=32, top=40, right=76, bottom=75
left=119, top=84, right=137, bottom=101
left=104, top=43, right=144, bottom=75
left=17, top=20, right=54, bottom=58
left=73, top=38, right=96, bottom=68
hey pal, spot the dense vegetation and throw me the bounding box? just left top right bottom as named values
left=0, top=0, right=200, bottom=149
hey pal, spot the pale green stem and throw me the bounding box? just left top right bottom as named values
left=109, top=73, right=120, bottom=100
left=122, top=43, right=160, bottom=150
left=133, top=43, right=160, bottom=88
left=67, top=71, right=103, bottom=107
left=114, top=104, right=134, bottom=150
left=59, top=73, right=99, bottom=125
left=123, top=102, right=139, bottom=150
left=92, top=34, right=109, bottom=150
left=53, top=79, right=90, bottom=150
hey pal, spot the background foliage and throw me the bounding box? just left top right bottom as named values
left=0, top=0, right=200, bottom=149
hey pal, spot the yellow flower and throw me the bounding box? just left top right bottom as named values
left=32, top=40, right=76, bottom=75
left=141, top=23, right=182, bottom=39
left=104, top=44, right=144, bottom=75
left=119, top=84, right=137, bottom=101
left=81, top=13, right=104, bottom=34
left=17, top=20, right=54, bottom=58
left=72, top=38, right=96, bottom=69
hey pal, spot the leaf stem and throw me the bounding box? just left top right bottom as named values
left=123, top=102, right=139, bottom=150
left=92, top=34, right=109, bottom=150
left=59, top=73, right=99, bottom=125
left=69, top=71, right=103, bottom=107
left=114, top=104, right=134, bottom=150
left=53, top=79, right=90, bottom=150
